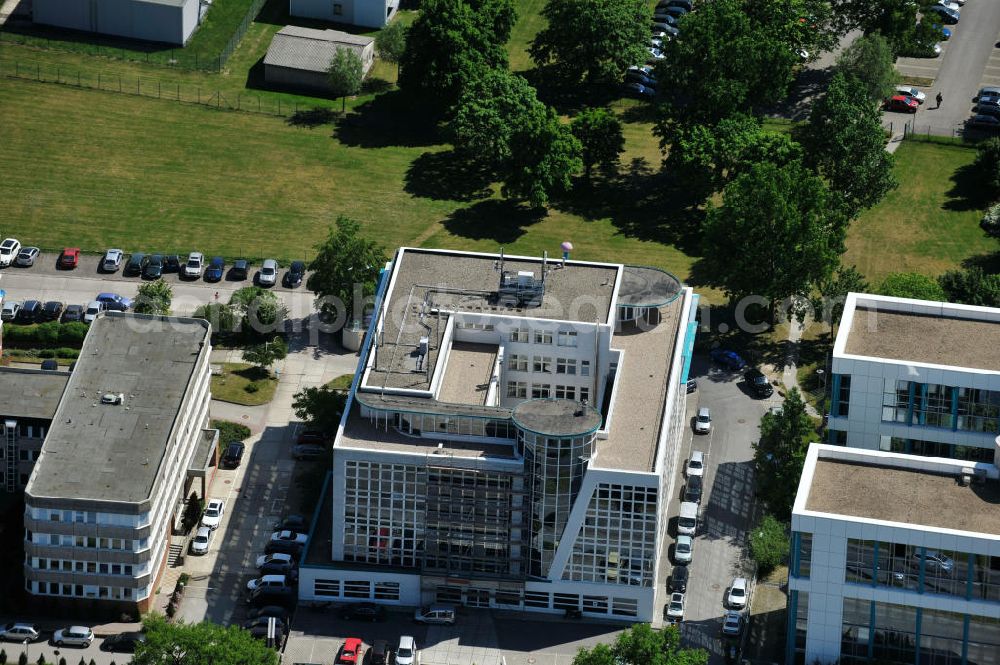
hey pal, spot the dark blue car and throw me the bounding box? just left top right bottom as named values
left=205, top=256, right=225, bottom=282
left=710, top=348, right=746, bottom=370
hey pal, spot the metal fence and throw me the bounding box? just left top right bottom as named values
left=0, top=58, right=320, bottom=117
left=0, top=0, right=267, bottom=72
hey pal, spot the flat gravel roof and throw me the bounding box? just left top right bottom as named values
left=0, top=368, right=68, bottom=421
left=512, top=398, right=602, bottom=437
left=26, top=313, right=210, bottom=505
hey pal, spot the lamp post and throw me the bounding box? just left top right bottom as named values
left=22, top=637, right=29, bottom=663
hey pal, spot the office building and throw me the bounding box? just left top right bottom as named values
left=298, top=247, right=699, bottom=621
left=828, top=293, right=1000, bottom=461
left=0, top=368, right=68, bottom=492
left=23, top=313, right=215, bottom=612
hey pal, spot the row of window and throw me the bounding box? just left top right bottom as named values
left=879, top=436, right=996, bottom=463
left=33, top=558, right=136, bottom=577
left=508, top=329, right=579, bottom=347
left=313, top=579, right=401, bottom=601
left=524, top=590, right=638, bottom=617
left=507, top=355, right=591, bottom=375
left=29, top=580, right=140, bottom=601
left=32, top=507, right=151, bottom=528
left=31, top=533, right=147, bottom=552
left=506, top=382, right=591, bottom=401
left=881, top=380, right=1000, bottom=433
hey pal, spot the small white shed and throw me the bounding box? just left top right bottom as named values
left=263, top=26, right=375, bottom=93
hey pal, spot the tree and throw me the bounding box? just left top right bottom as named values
left=938, top=267, right=1000, bottom=308
left=794, top=72, right=897, bottom=219
left=292, top=385, right=349, bottom=435
left=973, top=137, right=1000, bottom=200
left=133, top=614, right=278, bottom=665
left=374, top=19, right=408, bottom=76
left=503, top=105, right=583, bottom=206
left=192, top=302, right=238, bottom=334
left=398, top=0, right=517, bottom=116
left=572, top=623, right=707, bottom=665
left=750, top=513, right=790, bottom=575
left=654, top=0, right=799, bottom=122
left=182, top=492, right=202, bottom=533
left=327, top=47, right=364, bottom=113
left=242, top=337, right=288, bottom=374
left=229, top=287, right=287, bottom=335
left=529, top=0, right=648, bottom=84
left=877, top=272, right=946, bottom=301
left=753, top=388, right=815, bottom=519
left=812, top=265, right=869, bottom=336
left=17, top=653, right=25, bottom=665
left=308, top=216, right=387, bottom=325
left=700, top=160, right=846, bottom=321
left=833, top=34, right=899, bottom=102
left=571, top=107, right=625, bottom=181
left=828, top=0, right=920, bottom=54
left=133, top=279, right=172, bottom=315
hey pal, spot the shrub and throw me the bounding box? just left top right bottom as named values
left=178, top=573, right=190, bottom=587
left=750, top=513, right=791, bottom=576
left=36, top=349, right=56, bottom=358
left=0, top=649, right=7, bottom=664
left=211, top=419, right=250, bottom=444
left=35, top=656, right=45, bottom=665
left=244, top=381, right=260, bottom=394
left=58, top=322, right=88, bottom=345
left=982, top=202, right=1000, bottom=238
left=1, top=322, right=88, bottom=349
left=17, top=653, right=26, bottom=665
left=59, top=658, right=66, bottom=665
left=56, top=348, right=79, bottom=359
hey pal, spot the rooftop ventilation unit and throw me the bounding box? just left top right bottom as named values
left=496, top=248, right=546, bottom=308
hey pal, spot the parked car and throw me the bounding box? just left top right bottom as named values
left=258, top=259, right=278, bottom=287
left=260, top=559, right=298, bottom=577
left=926, top=5, right=959, bottom=23
left=686, top=450, right=705, bottom=477
left=58, top=247, right=80, bottom=269
left=96, top=292, right=132, bottom=311
left=914, top=549, right=954, bottom=572
left=283, top=261, right=305, bottom=287
left=242, top=615, right=288, bottom=632
left=15, top=246, right=39, bottom=267
left=674, top=535, right=693, bottom=564
left=257, top=553, right=295, bottom=569
left=246, top=574, right=291, bottom=593
left=204, top=256, right=225, bottom=282
left=246, top=606, right=289, bottom=622
left=0, top=623, right=42, bottom=642
left=40, top=300, right=64, bottom=322
left=183, top=252, right=205, bottom=279
left=0, top=238, right=21, bottom=267
left=190, top=526, right=212, bottom=555
left=694, top=407, right=711, bottom=434
left=625, top=82, right=656, bottom=98
left=413, top=604, right=456, bottom=625
left=666, top=592, right=685, bottom=622
left=201, top=498, right=225, bottom=530
left=1, top=301, right=20, bottom=322
left=123, top=252, right=146, bottom=277
left=978, top=86, right=1000, bottom=100
left=272, top=514, right=309, bottom=532
left=686, top=379, right=698, bottom=393
left=83, top=301, right=106, bottom=324
left=264, top=539, right=304, bottom=558
left=722, top=610, right=744, bottom=636
left=53, top=626, right=94, bottom=648
left=884, top=95, right=919, bottom=113
left=935, top=0, right=960, bottom=11
left=164, top=254, right=182, bottom=273
left=231, top=259, right=250, bottom=280
left=370, top=639, right=390, bottom=665
left=669, top=564, right=688, bottom=593
left=292, top=444, right=326, bottom=460
left=651, top=18, right=678, bottom=32
left=102, top=249, right=124, bottom=272
left=337, top=637, right=364, bottom=665
left=40, top=359, right=59, bottom=371
left=248, top=586, right=296, bottom=608
left=626, top=71, right=657, bottom=88
left=101, top=631, right=147, bottom=653
left=659, top=0, right=692, bottom=10
left=966, top=114, right=1000, bottom=130
left=341, top=602, right=388, bottom=622
left=395, top=636, right=417, bottom=665
left=709, top=348, right=745, bottom=370
left=18, top=300, right=41, bottom=323
left=221, top=441, right=245, bottom=468
left=656, top=5, right=688, bottom=19
left=271, top=530, right=308, bottom=545
left=678, top=501, right=699, bottom=536
left=727, top=577, right=749, bottom=609
left=646, top=47, right=666, bottom=62
left=895, top=86, right=926, bottom=104
left=744, top=367, right=774, bottom=398
left=143, top=254, right=165, bottom=279
left=62, top=304, right=85, bottom=323
left=684, top=475, right=703, bottom=503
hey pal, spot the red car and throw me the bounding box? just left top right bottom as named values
left=59, top=247, right=81, bottom=269
left=337, top=638, right=363, bottom=665
left=884, top=95, right=918, bottom=113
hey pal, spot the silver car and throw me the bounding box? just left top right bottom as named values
left=102, top=248, right=124, bottom=272
left=0, top=622, right=41, bottom=642
left=53, top=626, right=93, bottom=647
left=258, top=259, right=278, bottom=287
left=190, top=526, right=212, bottom=555
left=15, top=246, right=39, bottom=267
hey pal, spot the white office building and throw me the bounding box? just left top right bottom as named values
left=828, top=293, right=1000, bottom=462
left=788, top=443, right=1000, bottom=665
left=297, top=247, right=699, bottom=621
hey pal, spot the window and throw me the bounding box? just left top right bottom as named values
left=343, top=580, right=371, bottom=599
left=555, top=385, right=576, bottom=400
left=556, top=358, right=576, bottom=375
left=957, top=387, right=1000, bottom=433
left=508, top=354, right=528, bottom=372
left=533, top=356, right=552, bottom=373
left=835, top=374, right=851, bottom=417
left=795, top=532, right=812, bottom=579
left=507, top=381, right=527, bottom=398
left=611, top=597, right=638, bottom=617
left=510, top=328, right=529, bottom=343
left=374, top=582, right=400, bottom=600
left=557, top=331, right=578, bottom=347
left=579, top=387, right=590, bottom=403
left=315, top=579, right=341, bottom=597
left=580, top=360, right=591, bottom=377
left=524, top=591, right=550, bottom=608
left=533, top=330, right=553, bottom=345
left=882, top=379, right=911, bottom=423
left=531, top=385, right=550, bottom=399
left=916, top=383, right=953, bottom=428
left=332, top=2, right=343, bottom=15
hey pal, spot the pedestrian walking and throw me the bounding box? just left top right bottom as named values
left=936, top=91, right=943, bottom=109
left=214, top=291, right=219, bottom=301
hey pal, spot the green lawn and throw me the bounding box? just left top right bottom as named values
left=210, top=362, right=278, bottom=405
left=846, top=141, right=995, bottom=284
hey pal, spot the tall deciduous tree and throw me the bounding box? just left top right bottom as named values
left=833, top=34, right=899, bottom=102
left=572, top=623, right=707, bottom=665
left=398, top=0, right=516, bottom=116
left=877, top=272, right=946, bottom=301
left=753, top=388, right=814, bottom=519
left=229, top=287, right=287, bottom=336
left=570, top=107, right=625, bottom=181
left=134, top=279, right=173, bottom=315
left=812, top=264, right=869, bottom=336
left=292, top=385, right=348, bottom=435
left=529, top=0, right=648, bottom=83
left=374, top=19, right=408, bottom=76
left=794, top=72, right=897, bottom=219
left=938, top=268, right=1000, bottom=308
left=307, top=216, right=387, bottom=325
left=503, top=106, right=583, bottom=207
left=242, top=337, right=288, bottom=374
left=327, top=47, right=364, bottom=113
left=700, top=160, right=846, bottom=320
left=828, top=0, right=919, bottom=53
left=133, top=614, right=278, bottom=665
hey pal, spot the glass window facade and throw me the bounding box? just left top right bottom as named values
left=880, top=379, right=1000, bottom=434
left=879, top=436, right=995, bottom=463
left=846, top=538, right=983, bottom=597
left=792, top=531, right=812, bottom=579
left=343, top=462, right=425, bottom=568
left=835, top=374, right=851, bottom=417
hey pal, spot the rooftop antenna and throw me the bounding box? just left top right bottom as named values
left=542, top=251, right=548, bottom=285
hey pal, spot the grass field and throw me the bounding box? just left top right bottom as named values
left=210, top=362, right=278, bottom=405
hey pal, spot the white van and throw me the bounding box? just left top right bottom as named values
left=678, top=501, right=699, bottom=536
left=396, top=636, right=417, bottom=665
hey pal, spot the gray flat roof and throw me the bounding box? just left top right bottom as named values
left=845, top=308, right=1000, bottom=371
left=264, top=26, right=373, bottom=74
left=437, top=342, right=497, bottom=405
left=26, top=313, right=210, bottom=505
left=512, top=399, right=602, bottom=437
left=806, top=458, right=1000, bottom=536
left=366, top=249, right=618, bottom=392
left=0, top=368, right=68, bottom=421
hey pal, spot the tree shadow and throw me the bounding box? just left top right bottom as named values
left=765, top=64, right=835, bottom=121
left=333, top=89, right=441, bottom=148
left=944, top=163, right=990, bottom=211
left=404, top=150, right=495, bottom=202
left=442, top=200, right=546, bottom=243
left=362, top=77, right=393, bottom=95
left=961, top=250, right=1000, bottom=274
left=286, top=107, right=338, bottom=128
left=520, top=66, right=623, bottom=116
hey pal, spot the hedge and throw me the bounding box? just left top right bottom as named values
left=2, top=322, right=88, bottom=347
